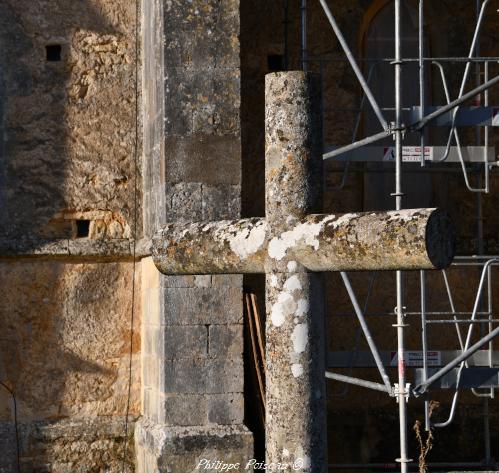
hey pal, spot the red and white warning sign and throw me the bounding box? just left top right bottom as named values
left=383, top=146, right=434, bottom=162
left=390, top=350, right=441, bottom=367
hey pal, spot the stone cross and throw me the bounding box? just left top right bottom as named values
left=152, top=72, right=454, bottom=472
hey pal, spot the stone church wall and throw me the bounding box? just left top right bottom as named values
left=0, top=0, right=498, bottom=470
left=0, top=0, right=140, bottom=471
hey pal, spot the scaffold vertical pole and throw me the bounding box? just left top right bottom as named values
left=420, top=270, right=430, bottom=431
left=394, top=1, right=410, bottom=471
left=418, top=0, right=425, bottom=167
left=301, top=0, right=307, bottom=72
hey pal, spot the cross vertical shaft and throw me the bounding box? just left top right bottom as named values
left=152, top=68, right=456, bottom=473
left=265, top=72, right=326, bottom=472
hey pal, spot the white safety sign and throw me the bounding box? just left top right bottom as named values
left=390, top=350, right=441, bottom=367
left=383, top=146, right=434, bottom=162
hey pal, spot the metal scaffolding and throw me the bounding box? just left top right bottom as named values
left=307, top=0, right=499, bottom=471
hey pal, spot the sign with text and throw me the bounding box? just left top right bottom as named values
left=383, top=146, right=434, bottom=162
left=390, top=350, right=441, bottom=367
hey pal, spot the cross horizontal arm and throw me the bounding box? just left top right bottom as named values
left=152, top=208, right=455, bottom=275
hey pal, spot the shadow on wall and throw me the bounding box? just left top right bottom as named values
left=0, top=261, right=139, bottom=471
left=0, top=0, right=136, bottom=245
left=0, top=1, right=138, bottom=470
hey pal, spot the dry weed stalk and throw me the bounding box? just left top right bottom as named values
left=413, top=401, right=440, bottom=473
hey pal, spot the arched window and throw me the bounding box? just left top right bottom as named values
left=359, top=1, right=433, bottom=210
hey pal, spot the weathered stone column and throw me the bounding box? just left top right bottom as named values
left=136, top=1, right=253, bottom=471
left=265, top=72, right=326, bottom=472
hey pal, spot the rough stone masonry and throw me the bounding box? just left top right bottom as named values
left=152, top=71, right=455, bottom=472
left=135, top=0, right=253, bottom=471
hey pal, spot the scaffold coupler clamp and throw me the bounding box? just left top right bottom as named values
left=388, top=121, right=406, bottom=138
left=392, top=306, right=408, bottom=327
left=394, top=383, right=411, bottom=403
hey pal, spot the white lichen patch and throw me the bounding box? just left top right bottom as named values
left=202, top=222, right=217, bottom=232
left=291, top=323, right=308, bottom=353
left=271, top=292, right=297, bottom=327
left=291, top=363, right=304, bottom=378
left=328, top=213, right=357, bottom=228
left=282, top=448, right=290, bottom=458
left=268, top=216, right=336, bottom=261
left=296, top=298, right=309, bottom=317
left=228, top=221, right=267, bottom=259
left=269, top=274, right=279, bottom=288
left=294, top=448, right=310, bottom=467
left=287, top=260, right=298, bottom=272
left=284, top=274, right=301, bottom=292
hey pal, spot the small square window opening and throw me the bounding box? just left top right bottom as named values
left=46, top=45, right=62, bottom=62
left=76, top=220, right=90, bottom=238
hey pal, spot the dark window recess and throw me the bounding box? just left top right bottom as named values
left=46, top=45, right=62, bottom=61
left=267, top=54, right=284, bottom=72
left=76, top=220, right=90, bottom=238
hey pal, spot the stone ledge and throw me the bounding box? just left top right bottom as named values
left=0, top=416, right=136, bottom=472
left=0, top=238, right=152, bottom=261
left=135, top=418, right=253, bottom=473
